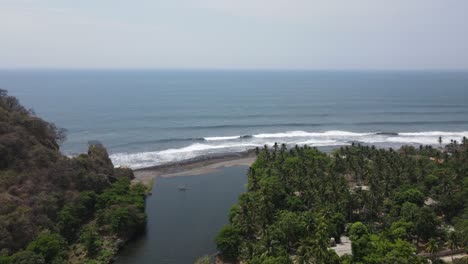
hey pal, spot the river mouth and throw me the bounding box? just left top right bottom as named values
left=115, top=166, right=249, bottom=264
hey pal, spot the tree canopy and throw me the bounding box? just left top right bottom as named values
left=0, top=89, right=147, bottom=263
left=216, top=140, right=468, bottom=263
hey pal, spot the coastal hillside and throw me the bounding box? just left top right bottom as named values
left=215, top=143, right=468, bottom=263
left=0, top=89, right=147, bottom=263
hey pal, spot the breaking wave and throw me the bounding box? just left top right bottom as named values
left=109, top=130, right=468, bottom=169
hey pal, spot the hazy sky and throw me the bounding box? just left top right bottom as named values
left=1, top=0, right=468, bottom=69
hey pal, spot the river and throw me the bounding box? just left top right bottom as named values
left=115, top=166, right=248, bottom=264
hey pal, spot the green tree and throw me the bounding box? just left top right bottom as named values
left=10, top=250, right=45, bottom=264
left=80, top=224, right=101, bottom=256
left=215, top=225, right=242, bottom=261
left=268, top=210, right=306, bottom=247
left=98, top=204, right=146, bottom=235
left=363, top=235, right=423, bottom=264
left=400, top=202, right=419, bottom=222
left=425, top=238, right=439, bottom=261
left=57, top=204, right=81, bottom=241
left=26, top=230, right=67, bottom=263
left=395, top=188, right=425, bottom=206
left=250, top=254, right=292, bottom=264
left=447, top=232, right=460, bottom=262
left=295, top=239, right=314, bottom=264
left=349, top=222, right=370, bottom=262
left=415, top=207, right=440, bottom=243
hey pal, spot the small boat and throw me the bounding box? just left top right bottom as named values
left=177, top=185, right=189, bottom=191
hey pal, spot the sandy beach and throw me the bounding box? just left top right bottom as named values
left=132, top=151, right=256, bottom=186
left=131, top=146, right=345, bottom=186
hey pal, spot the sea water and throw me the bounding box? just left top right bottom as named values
left=2, top=70, right=468, bottom=168
left=3, top=70, right=468, bottom=263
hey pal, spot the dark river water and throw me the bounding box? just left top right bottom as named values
left=115, top=166, right=248, bottom=264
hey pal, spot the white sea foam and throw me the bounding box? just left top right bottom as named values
left=204, top=136, right=240, bottom=141
left=110, top=142, right=262, bottom=169
left=384, top=137, right=439, bottom=145
left=381, top=131, right=468, bottom=145
left=399, top=131, right=468, bottom=137
left=254, top=130, right=371, bottom=138
left=157, top=143, right=230, bottom=154
left=110, top=130, right=468, bottom=169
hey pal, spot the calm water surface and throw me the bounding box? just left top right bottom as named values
left=116, top=166, right=248, bottom=264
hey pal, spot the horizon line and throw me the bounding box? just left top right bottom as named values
left=1, top=67, right=468, bottom=72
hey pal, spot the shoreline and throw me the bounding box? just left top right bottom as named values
left=132, top=150, right=256, bottom=186
left=131, top=145, right=353, bottom=186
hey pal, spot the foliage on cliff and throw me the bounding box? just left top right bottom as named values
left=216, top=141, right=468, bottom=263
left=0, top=89, right=147, bottom=263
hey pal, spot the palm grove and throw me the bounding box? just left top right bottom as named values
left=0, top=90, right=147, bottom=263
left=215, top=140, right=468, bottom=263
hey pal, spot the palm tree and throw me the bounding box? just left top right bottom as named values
left=446, top=232, right=460, bottom=262
left=273, top=142, right=279, bottom=153
left=425, top=238, right=439, bottom=261
left=312, top=217, right=333, bottom=264
left=248, top=167, right=259, bottom=191
left=295, top=240, right=314, bottom=264
left=295, top=237, right=334, bottom=264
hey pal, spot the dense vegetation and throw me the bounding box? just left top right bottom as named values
left=0, top=90, right=147, bottom=263
left=216, top=141, right=468, bottom=263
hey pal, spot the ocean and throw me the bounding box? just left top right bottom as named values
left=1, top=70, right=468, bottom=169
